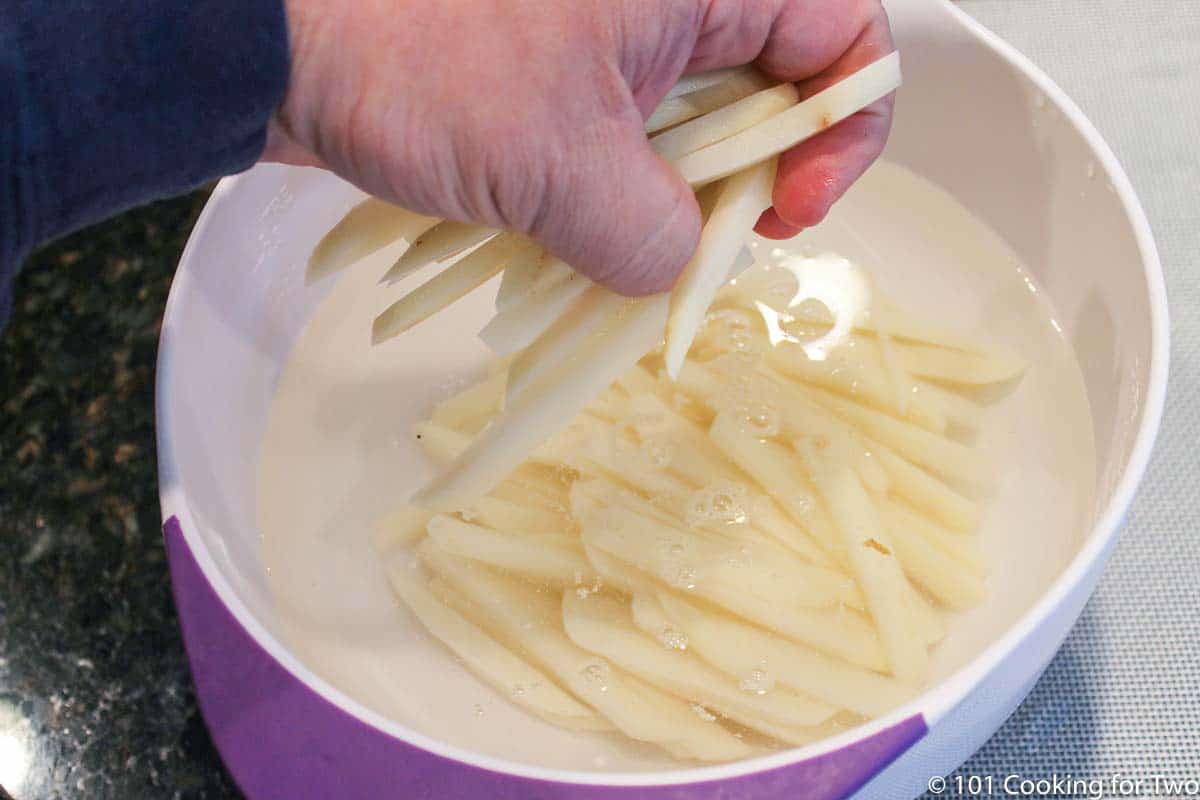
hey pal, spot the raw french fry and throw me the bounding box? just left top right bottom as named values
left=878, top=508, right=988, bottom=610
left=388, top=568, right=605, bottom=730
left=914, top=379, right=985, bottom=434
left=647, top=69, right=773, bottom=133
left=907, top=585, right=946, bottom=646
left=479, top=272, right=593, bottom=356
left=582, top=388, right=628, bottom=423
left=494, top=248, right=548, bottom=312
left=583, top=544, right=664, bottom=597
left=895, top=341, right=1027, bottom=386
left=803, top=386, right=985, bottom=489
left=380, top=221, right=497, bottom=285
left=665, top=158, right=778, bottom=379
left=794, top=438, right=928, bottom=684
left=307, top=199, right=438, bottom=284
left=664, top=66, right=756, bottom=101
left=427, top=515, right=592, bottom=586
left=879, top=499, right=987, bottom=576
left=675, top=52, right=902, bottom=186
left=372, top=505, right=435, bottom=551
left=431, top=372, right=505, bottom=434
left=644, top=594, right=913, bottom=718
left=423, top=548, right=751, bottom=760
left=415, top=294, right=669, bottom=511
left=868, top=438, right=979, bottom=532
left=581, top=503, right=863, bottom=612
left=374, top=234, right=536, bottom=344
left=765, top=341, right=947, bottom=433
left=414, top=420, right=472, bottom=465
left=707, top=412, right=843, bottom=562
left=467, top=495, right=573, bottom=536
left=562, top=592, right=839, bottom=732
left=613, top=363, right=662, bottom=399
left=652, top=84, right=800, bottom=162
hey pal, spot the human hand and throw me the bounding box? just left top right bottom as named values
left=265, top=0, right=895, bottom=295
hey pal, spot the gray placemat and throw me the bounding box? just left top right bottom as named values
left=919, top=1, right=1200, bottom=795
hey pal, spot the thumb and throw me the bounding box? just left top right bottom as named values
left=530, top=119, right=701, bottom=296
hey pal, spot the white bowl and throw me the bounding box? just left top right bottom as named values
left=155, top=0, right=1168, bottom=797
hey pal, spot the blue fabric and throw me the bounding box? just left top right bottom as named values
left=0, top=0, right=289, bottom=327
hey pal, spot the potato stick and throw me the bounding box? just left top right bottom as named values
left=372, top=504, right=435, bottom=551
left=427, top=515, right=593, bottom=586
left=652, top=594, right=912, bottom=719
left=666, top=158, right=777, bottom=379
left=505, top=285, right=628, bottom=405
left=643, top=594, right=911, bottom=718
left=414, top=420, right=472, bottom=465
left=646, top=69, right=773, bottom=133
left=613, top=363, right=662, bottom=398
left=562, top=592, right=838, bottom=730
left=664, top=66, right=756, bottom=101
left=307, top=199, right=439, bottom=284
left=416, top=293, right=669, bottom=511
left=374, top=234, right=535, bottom=344
left=494, top=248, right=548, bottom=312
left=431, top=372, right=505, bottom=434
left=479, top=272, right=593, bottom=356
left=589, top=522, right=886, bottom=671
left=584, top=388, right=628, bottom=423
left=914, top=379, right=984, bottom=434
left=795, top=439, right=927, bottom=683
left=388, top=568, right=605, bottom=729
left=895, top=341, right=1027, bottom=386
left=675, top=52, right=901, bottom=186
left=423, top=549, right=750, bottom=760
left=707, top=412, right=843, bottom=563
left=801, top=385, right=984, bottom=489
left=582, top=504, right=862, bottom=612
left=879, top=511, right=988, bottom=610
left=468, top=495, right=573, bottom=536
left=868, top=438, right=979, bottom=532
left=653, top=84, right=800, bottom=162
left=380, top=220, right=497, bottom=285
left=907, top=584, right=946, bottom=646
left=879, top=499, right=986, bottom=576
left=583, top=545, right=663, bottom=597
left=765, top=341, right=946, bottom=433
left=490, top=479, right=565, bottom=511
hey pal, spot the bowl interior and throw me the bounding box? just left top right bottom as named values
left=158, top=0, right=1160, bottom=777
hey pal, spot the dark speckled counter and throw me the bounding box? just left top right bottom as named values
left=0, top=191, right=241, bottom=799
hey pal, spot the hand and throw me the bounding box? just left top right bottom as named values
left=265, top=0, right=895, bottom=295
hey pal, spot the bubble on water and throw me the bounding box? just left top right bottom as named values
left=473, top=704, right=485, bottom=718
left=691, top=704, right=718, bottom=722
left=580, top=661, right=611, bottom=693
left=575, top=586, right=592, bottom=599
left=739, top=667, right=775, bottom=695
left=742, top=403, right=780, bottom=437
left=573, top=569, right=585, bottom=586
left=640, top=435, right=674, bottom=469
left=511, top=681, right=541, bottom=698
left=687, top=481, right=749, bottom=528
left=1086, top=161, right=1097, bottom=180
left=770, top=247, right=788, bottom=261
left=666, top=563, right=698, bottom=591
left=657, top=626, right=689, bottom=651
left=459, top=508, right=479, bottom=523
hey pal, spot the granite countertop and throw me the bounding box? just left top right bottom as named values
left=2, top=2, right=1197, bottom=799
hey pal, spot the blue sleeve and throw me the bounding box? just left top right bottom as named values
left=0, top=0, right=290, bottom=326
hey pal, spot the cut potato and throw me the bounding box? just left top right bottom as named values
left=562, top=592, right=838, bottom=733
left=423, top=548, right=751, bottom=760
left=388, top=567, right=605, bottom=730
left=868, top=438, right=979, bottom=532
left=431, top=372, right=505, bottom=434
left=793, top=438, right=928, bottom=684
left=495, top=247, right=548, bottom=312
left=879, top=499, right=987, bottom=576
left=675, top=52, right=902, bottom=186
left=665, top=158, right=778, bottom=379
left=415, top=294, right=669, bottom=511
left=708, top=412, right=843, bottom=561
left=646, top=70, right=774, bottom=133
left=372, top=504, right=435, bottom=551
left=480, top=271, right=593, bottom=356
left=307, top=199, right=438, bottom=284
left=427, top=515, right=592, bottom=586
left=645, top=594, right=913, bottom=718
left=374, top=234, right=537, bottom=344
left=467, top=495, right=573, bottom=536
left=380, top=221, right=497, bottom=285
left=653, top=84, right=800, bottom=162
left=878, top=508, right=988, bottom=610
left=664, top=66, right=756, bottom=101
left=896, top=341, right=1027, bottom=386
